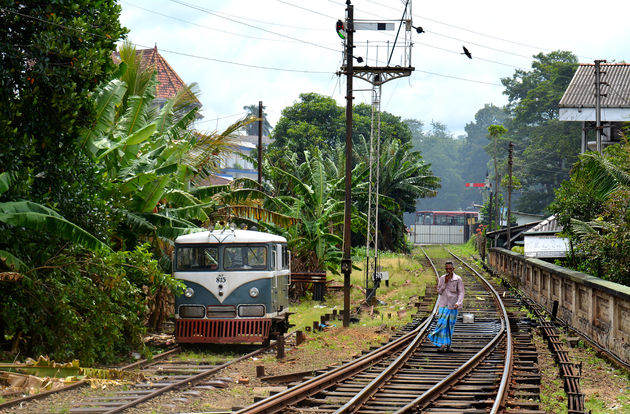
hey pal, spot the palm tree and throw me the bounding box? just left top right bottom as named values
left=552, top=140, right=630, bottom=283
left=243, top=104, right=272, bottom=136
left=354, top=136, right=440, bottom=251
left=260, top=149, right=367, bottom=273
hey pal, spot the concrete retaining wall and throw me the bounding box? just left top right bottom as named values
left=489, top=247, right=630, bottom=365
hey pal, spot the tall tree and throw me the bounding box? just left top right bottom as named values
left=551, top=140, right=630, bottom=284
left=499, top=51, right=581, bottom=213
left=463, top=104, right=509, bottom=208
left=408, top=121, right=461, bottom=211
left=0, top=1, right=126, bottom=235
left=268, top=93, right=344, bottom=163
left=354, top=136, right=439, bottom=251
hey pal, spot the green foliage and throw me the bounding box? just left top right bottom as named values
left=260, top=150, right=359, bottom=272
left=499, top=51, right=581, bottom=213
left=0, top=0, right=126, bottom=236
left=268, top=93, right=413, bottom=166
left=0, top=245, right=182, bottom=365
left=268, top=93, right=345, bottom=163
left=0, top=200, right=110, bottom=252
left=354, top=136, right=439, bottom=251
left=550, top=141, right=630, bottom=285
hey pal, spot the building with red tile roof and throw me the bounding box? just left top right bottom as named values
left=136, top=45, right=201, bottom=110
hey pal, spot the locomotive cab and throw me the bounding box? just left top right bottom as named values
left=173, top=229, right=291, bottom=344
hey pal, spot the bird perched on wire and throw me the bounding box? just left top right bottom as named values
left=461, top=46, right=472, bottom=59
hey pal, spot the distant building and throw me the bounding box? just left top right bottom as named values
left=512, top=211, right=544, bottom=226
left=559, top=63, right=630, bottom=153
left=523, top=215, right=569, bottom=259
left=215, top=134, right=273, bottom=182
left=115, top=45, right=273, bottom=183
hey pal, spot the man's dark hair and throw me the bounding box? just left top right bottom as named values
left=445, top=261, right=454, bottom=267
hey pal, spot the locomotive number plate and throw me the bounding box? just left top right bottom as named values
left=216, top=275, right=226, bottom=283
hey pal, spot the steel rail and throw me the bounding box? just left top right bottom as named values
left=391, top=250, right=512, bottom=413
left=450, top=250, right=514, bottom=414
left=330, top=247, right=441, bottom=414
left=235, top=317, right=432, bottom=414
left=0, top=347, right=182, bottom=411
left=100, top=343, right=276, bottom=414
left=335, top=249, right=511, bottom=414
left=394, top=321, right=506, bottom=413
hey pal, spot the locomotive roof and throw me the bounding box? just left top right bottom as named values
left=175, top=229, right=287, bottom=244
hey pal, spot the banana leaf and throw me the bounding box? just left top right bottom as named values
left=0, top=201, right=110, bottom=251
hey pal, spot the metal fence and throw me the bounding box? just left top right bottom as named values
left=409, top=224, right=467, bottom=244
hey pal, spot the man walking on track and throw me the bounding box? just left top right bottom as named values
left=428, top=261, right=465, bottom=352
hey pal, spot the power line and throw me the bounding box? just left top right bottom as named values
left=274, top=0, right=337, bottom=20
left=414, top=41, right=527, bottom=70
left=167, top=0, right=339, bottom=53
left=361, top=0, right=597, bottom=61
left=132, top=42, right=335, bottom=74
left=123, top=1, right=329, bottom=45
left=1, top=6, right=336, bottom=75
left=195, top=111, right=249, bottom=124
left=415, top=69, right=503, bottom=87
left=5, top=4, right=514, bottom=90
left=166, top=0, right=328, bottom=31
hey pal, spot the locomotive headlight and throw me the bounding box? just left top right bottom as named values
left=184, top=287, right=195, bottom=298
left=249, top=287, right=259, bottom=298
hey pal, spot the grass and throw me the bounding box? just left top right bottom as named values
left=288, top=248, right=438, bottom=341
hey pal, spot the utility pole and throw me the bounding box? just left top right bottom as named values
left=341, top=0, right=354, bottom=328
left=594, top=59, right=607, bottom=154
left=257, top=101, right=263, bottom=186
left=338, top=0, right=415, bottom=324
left=488, top=189, right=493, bottom=232
left=507, top=142, right=513, bottom=249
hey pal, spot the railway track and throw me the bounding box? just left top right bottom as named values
left=1, top=249, right=554, bottom=413
left=66, top=344, right=277, bottom=414
left=236, top=248, right=545, bottom=413
left=0, top=343, right=278, bottom=414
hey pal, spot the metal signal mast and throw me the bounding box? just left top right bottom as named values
left=339, top=0, right=416, bottom=307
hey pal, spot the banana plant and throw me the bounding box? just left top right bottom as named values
left=260, top=150, right=367, bottom=273
left=79, top=43, right=299, bottom=254
left=0, top=172, right=109, bottom=280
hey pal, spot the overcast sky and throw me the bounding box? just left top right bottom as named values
left=119, top=0, right=630, bottom=137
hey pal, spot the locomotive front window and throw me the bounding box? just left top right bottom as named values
left=176, top=246, right=219, bottom=271
left=224, top=245, right=267, bottom=270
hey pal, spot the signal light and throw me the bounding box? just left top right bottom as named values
left=336, top=19, right=345, bottom=39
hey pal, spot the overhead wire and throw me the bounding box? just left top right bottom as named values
left=123, top=1, right=325, bottom=45
left=1, top=6, right=335, bottom=75
left=361, top=0, right=597, bottom=62
left=166, top=0, right=339, bottom=53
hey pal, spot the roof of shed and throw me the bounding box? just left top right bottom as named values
left=559, top=63, right=630, bottom=108
left=524, top=215, right=563, bottom=235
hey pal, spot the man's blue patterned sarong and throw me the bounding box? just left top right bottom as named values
left=428, top=307, right=458, bottom=347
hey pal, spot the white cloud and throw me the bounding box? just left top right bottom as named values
left=120, top=0, right=630, bottom=136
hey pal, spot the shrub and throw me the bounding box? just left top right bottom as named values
left=0, top=245, right=183, bottom=365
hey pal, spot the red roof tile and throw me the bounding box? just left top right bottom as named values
left=137, top=46, right=200, bottom=105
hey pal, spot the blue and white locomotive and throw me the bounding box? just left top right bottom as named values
left=173, top=228, right=291, bottom=344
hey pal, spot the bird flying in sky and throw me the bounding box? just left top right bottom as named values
left=462, top=46, right=472, bottom=59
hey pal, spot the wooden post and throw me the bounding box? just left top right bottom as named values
left=276, top=334, right=285, bottom=359
left=296, top=330, right=305, bottom=346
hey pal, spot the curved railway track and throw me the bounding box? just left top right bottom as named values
left=237, top=249, right=521, bottom=413
left=2, top=249, right=552, bottom=413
